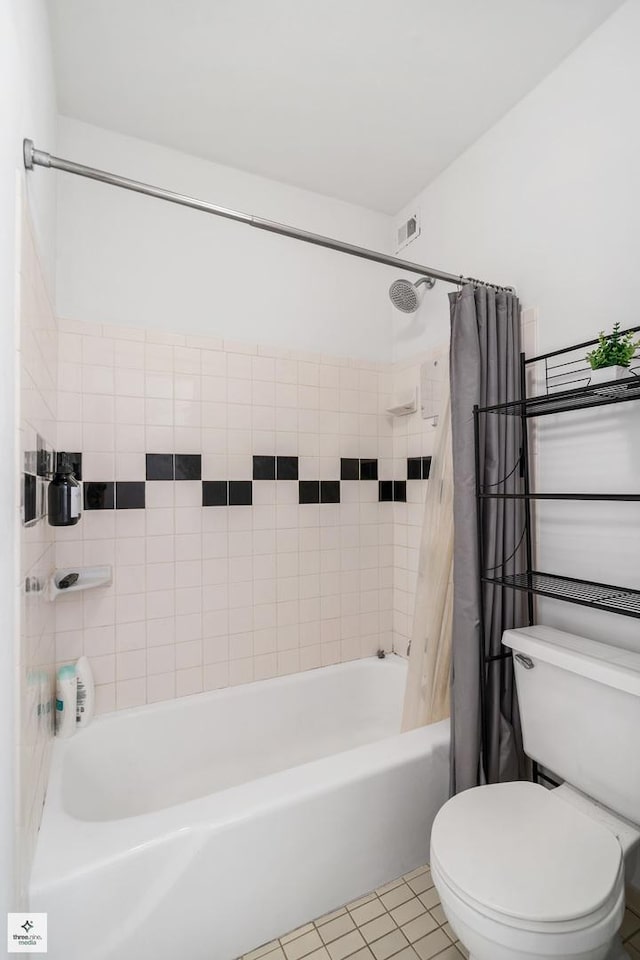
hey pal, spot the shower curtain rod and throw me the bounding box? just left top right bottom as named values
left=23, top=139, right=513, bottom=292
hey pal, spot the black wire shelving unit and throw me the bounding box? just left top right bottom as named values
left=473, top=325, right=640, bottom=780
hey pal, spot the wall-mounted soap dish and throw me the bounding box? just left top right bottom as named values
left=50, top=566, right=112, bottom=599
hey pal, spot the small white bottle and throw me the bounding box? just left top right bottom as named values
left=55, top=664, right=77, bottom=738
left=75, top=656, right=95, bottom=728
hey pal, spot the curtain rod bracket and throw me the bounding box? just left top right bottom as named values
left=23, top=139, right=34, bottom=170
left=24, top=139, right=51, bottom=170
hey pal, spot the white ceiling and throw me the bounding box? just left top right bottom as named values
left=50, top=0, right=623, bottom=213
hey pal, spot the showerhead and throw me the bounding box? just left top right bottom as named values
left=388, top=276, right=436, bottom=313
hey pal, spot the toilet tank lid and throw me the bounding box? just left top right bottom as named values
left=503, top=626, right=640, bottom=697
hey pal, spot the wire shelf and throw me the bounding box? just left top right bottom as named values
left=483, top=571, right=640, bottom=619
left=478, top=372, right=640, bottom=417
left=479, top=492, right=640, bottom=501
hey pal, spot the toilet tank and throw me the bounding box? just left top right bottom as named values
left=503, top=625, right=640, bottom=824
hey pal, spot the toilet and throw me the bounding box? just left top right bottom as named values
left=430, top=625, right=640, bottom=960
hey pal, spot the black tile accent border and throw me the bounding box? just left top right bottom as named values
left=407, top=456, right=432, bottom=480
left=321, top=480, right=340, bottom=504
left=253, top=455, right=276, bottom=480
left=175, top=454, right=201, bottom=481
left=378, top=480, right=407, bottom=503
left=378, top=480, right=392, bottom=502
left=393, top=481, right=407, bottom=503
left=229, top=480, right=252, bottom=506
left=85, top=481, right=115, bottom=510
left=341, top=457, right=379, bottom=480
left=55, top=450, right=426, bottom=513
left=360, top=458, right=378, bottom=481
left=24, top=473, right=37, bottom=523
left=299, top=481, right=320, bottom=504
left=116, top=481, right=146, bottom=510
left=407, top=457, right=422, bottom=480
left=203, top=481, right=227, bottom=506
left=277, top=456, right=298, bottom=480
left=146, top=453, right=174, bottom=480
left=340, top=458, right=359, bottom=481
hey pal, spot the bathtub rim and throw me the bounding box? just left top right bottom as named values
left=73, top=652, right=409, bottom=733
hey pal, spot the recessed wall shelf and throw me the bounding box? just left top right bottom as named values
left=386, top=389, right=417, bottom=417
left=50, top=565, right=112, bottom=599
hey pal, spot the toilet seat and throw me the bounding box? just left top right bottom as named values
left=430, top=848, right=624, bottom=937
left=430, top=781, right=624, bottom=926
left=430, top=853, right=625, bottom=960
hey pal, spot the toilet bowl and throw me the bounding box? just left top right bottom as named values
left=430, top=782, right=629, bottom=960
left=429, top=625, right=640, bottom=960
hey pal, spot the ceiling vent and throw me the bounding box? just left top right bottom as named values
left=395, top=211, right=420, bottom=253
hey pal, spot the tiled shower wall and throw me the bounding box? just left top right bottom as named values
left=390, top=347, right=447, bottom=656
left=18, top=205, right=58, bottom=900
left=53, top=316, right=442, bottom=714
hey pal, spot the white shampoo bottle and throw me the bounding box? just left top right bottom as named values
left=55, top=664, right=77, bottom=738
left=75, top=655, right=95, bottom=728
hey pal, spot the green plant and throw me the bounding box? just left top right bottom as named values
left=586, top=323, right=640, bottom=370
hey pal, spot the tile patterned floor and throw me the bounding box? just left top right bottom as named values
left=240, top=865, right=640, bottom=960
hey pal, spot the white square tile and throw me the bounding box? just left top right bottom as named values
left=83, top=364, right=114, bottom=395
left=202, top=661, right=228, bottom=690
left=116, top=622, right=146, bottom=652
left=203, top=635, right=229, bottom=664
left=253, top=653, right=277, bottom=680
left=176, top=666, right=203, bottom=697
left=117, top=649, right=146, bottom=681
left=175, top=435, right=204, bottom=465
left=175, top=612, right=202, bottom=642
left=146, top=590, right=175, bottom=620
left=147, top=644, right=176, bottom=675
left=83, top=451, right=115, bottom=481
left=144, top=612, right=175, bottom=646
left=83, top=625, right=115, bottom=658
left=116, top=677, right=146, bottom=710
left=147, top=672, right=176, bottom=703
left=175, top=639, right=202, bottom=670
left=145, top=398, right=173, bottom=426
left=83, top=422, right=115, bottom=452
left=146, top=563, right=175, bottom=592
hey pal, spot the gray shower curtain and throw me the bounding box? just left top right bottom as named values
left=449, top=284, right=529, bottom=794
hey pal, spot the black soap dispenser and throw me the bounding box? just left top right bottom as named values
left=48, top=455, right=81, bottom=526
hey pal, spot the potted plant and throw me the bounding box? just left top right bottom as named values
left=586, top=322, right=639, bottom=388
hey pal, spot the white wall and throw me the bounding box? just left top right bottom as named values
left=392, top=0, right=639, bottom=361
left=55, top=117, right=395, bottom=362
left=0, top=0, right=57, bottom=915
left=390, top=2, right=640, bottom=651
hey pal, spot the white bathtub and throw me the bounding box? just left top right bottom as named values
left=31, top=655, right=450, bottom=960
